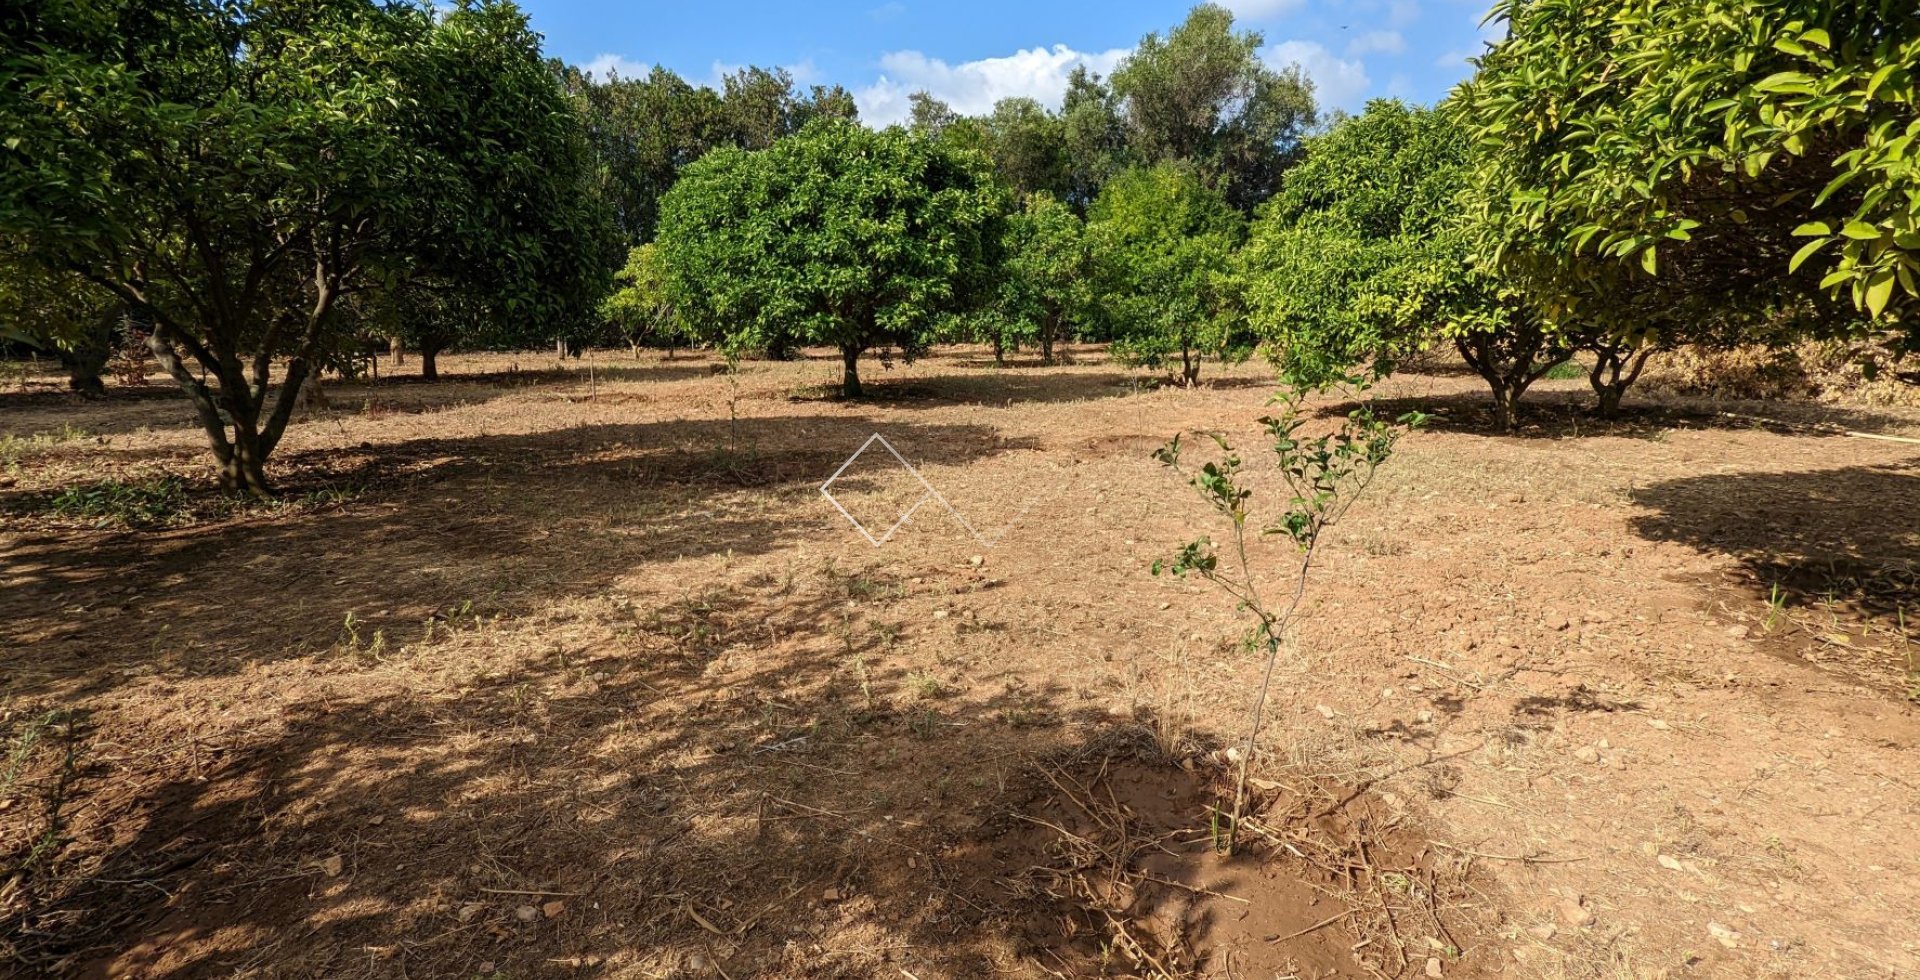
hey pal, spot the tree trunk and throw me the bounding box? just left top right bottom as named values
left=1040, top=313, right=1056, bottom=365
left=992, top=334, right=1006, bottom=367
left=389, top=335, right=405, bottom=365
left=220, top=436, right=273, bottom=497
left=841, top=346, right=864, bottom=399
left=56, top=316, right=114, bottom=397
left=1455, top=326, right=1568, bottom=432
left=421, top=345, right=441, bottom=381
left=1586, top=342, right=1656, bottom=419
left=1180, top=345, right=1200, bottom=386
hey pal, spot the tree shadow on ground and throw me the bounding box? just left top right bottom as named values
left=783, top=371, right=1158, bottom=408
left=1628, top=461, right=1920, bottom=662
left=0, top=560, right=1482, bottom=978
left=0, top=415, right=1036, bottom=704
left=1332, top=389, right=1919, bottom=441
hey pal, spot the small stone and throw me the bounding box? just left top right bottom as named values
left=1707, top=921, right=1740, bottom=948
left=320, top=855, right=344, bottom=877
left=968, top=555, right=984, bottom=566
left=542, top=900, right=565, bottom=919
left=1548, top=616, right=1571, bottom=631
left=1573, top=746, right=1601, bottom=764
left=1316, top=704, right=1336, bottom=719
left=457, top=903, right=484, bottom=922
left=514, top=905, right=539, bottom=922
left=822, top=888, right=841, bottom=902
left=1726, top=624, right=1750, bottom=639
left=1557, top=898, right=1594, bottom=927
left=1648, top=719, right=1671, bottom=731
left=1525, top=923, right=1557, bottom=941
left=1658, top=855, right=1684, bottom=871
left=1426, top=956, right=1444, bottom=977
left=933, top=609, right=949, bottom=619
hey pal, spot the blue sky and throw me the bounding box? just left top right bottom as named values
left=516, top=1, right=1505, bottom=126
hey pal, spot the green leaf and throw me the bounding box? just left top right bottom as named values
left=1788, top=236, right=1830, bottom=273
left=1792, top=221, right=1832, bottom=237
left=1864, top=270, right=1894, bottom=316
left=1841, top=220, right=1882, bottom=240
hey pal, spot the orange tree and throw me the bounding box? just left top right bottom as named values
left=2, top=0, right=612, bottom=494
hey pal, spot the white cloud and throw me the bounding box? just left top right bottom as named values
left=580, top=53, right=649, bottom=81
left=1263, top=40, right=1372, bottom=113
left=1218, top=0, right=1308, bottom=20
left=1346, top=30, right=1405, bottom=56
left=870, top=1, right=906, bottom=21
left=855, top=44, right=1129, bottom=127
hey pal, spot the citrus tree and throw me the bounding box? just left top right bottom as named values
left=994, top=194, right=1098, bottom=364
left=656, top=119, right=1004, bottom=397
left=1238, top=100, right=1567, bottom=427
left=599, top=244, right=685, bottom=358
left=1455, top=0, right=1920, bottom=341
left=1091, top=164, right=1247, bottom=385
left=1, top=0, right=612, bottom=494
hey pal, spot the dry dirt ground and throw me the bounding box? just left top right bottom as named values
left=0, top=347, right=1916, bottom=979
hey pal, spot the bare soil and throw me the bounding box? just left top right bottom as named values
left=1, top=347, right=1916, bottom=979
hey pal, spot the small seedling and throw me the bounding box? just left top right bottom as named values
left=1154, top=372, right=1423, bottom=852
left=906, top=671, right=949, bottom=699
left=1763, top=582, right=1788, bottom=632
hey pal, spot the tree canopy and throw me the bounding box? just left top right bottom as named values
left=657, top=119, right=1004, bottom=397
left=1110, top=4, right=1318, bottom=212
left=1, top=0, right=614, bottom=493
left=1091, top=164, right=1247, bottom=384
left=1455, top=0, right=1919, bottom=331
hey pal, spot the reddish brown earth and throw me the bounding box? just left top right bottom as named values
left=0, top=347, right=1916, bottom=978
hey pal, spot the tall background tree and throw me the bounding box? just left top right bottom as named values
left=1109, top=3, right=1317, bottom=213
left=657, top=119, right=1004, bottom=397
left=1, top=0, right=615, bottom=493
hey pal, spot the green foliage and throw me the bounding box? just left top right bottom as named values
left=1, top=0, right=613, bottom=493
left=1059, top=67, right=1130, bottom=210
left=45, top=474, right=191, bottom=528
left=1153, top=374, right=1424, bottom=848
left=984, top=97, right=1071, bottom=201
left=1238, top=99, right=1569, bottom=425
left=565, top=62, right=860, bottom=244
left=599, top=244, right=684, bottom=354
left=1456, top=0, right=1920, bottom=332
left=0, top=244, right=120, bottom=394
left=657, top=119, right=1004, bottom=396
left=1239, top=100, right=1473, bottom=382
left=1110, top=4, right=1318, bottom=212
left=992, top=194, right=1098, bottom=363
left=1090, top=164, right=1247, bottom=384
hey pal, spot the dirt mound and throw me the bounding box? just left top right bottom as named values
left=944, top=734, right=1492, bottom=978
